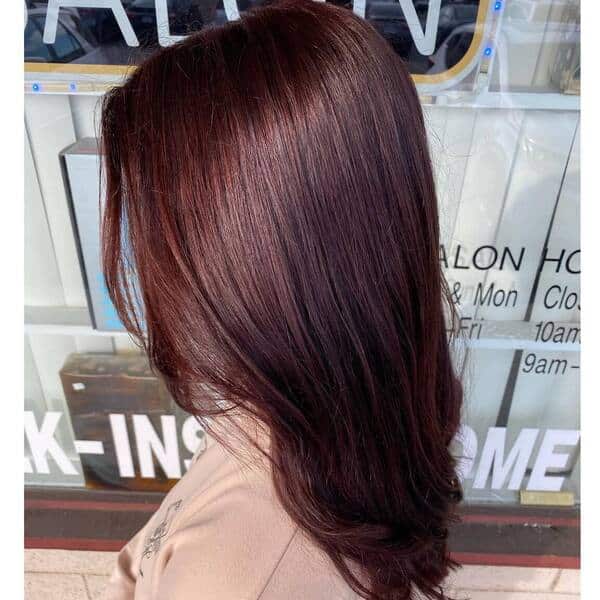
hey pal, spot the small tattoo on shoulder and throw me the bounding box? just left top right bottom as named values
left=142, top=499, right=183, bottom=559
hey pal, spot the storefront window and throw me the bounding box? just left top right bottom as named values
left=24, top=0, right=580, bottom=517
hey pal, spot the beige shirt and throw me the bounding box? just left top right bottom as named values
left=101, top=423, right=358, bottom=599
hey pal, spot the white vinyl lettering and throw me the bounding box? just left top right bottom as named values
left=454, top=424, right=478, bottom=482
left=182, top=416, right=205, bottom=471
left=74, top=440, right=105, bottom=455
left=528, top=429, right=580, bottom=492
left=154, top=0, right=184, bottom=47
left=24, top=411, right=78, bottom=475
left=473, top=427, right=538, bottom=490
left=43, top=0, right=139, bottom=46
left=154, top=0, right=241, bottom=47
left=353, top=0, right=442, bottom=55
left=24, top=409, right=580, bottom=495
left=109, top=413, right=135, bottom=478
left=352, top=0, right=367, bottom=19
left=133, top=415, right=182, bottom=478
left=38, top=0, right=443, bottom=56
left=223, top=0, right=241, bottom=22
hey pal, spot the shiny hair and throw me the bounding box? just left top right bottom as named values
left=100, top=1, right=463, bottom=598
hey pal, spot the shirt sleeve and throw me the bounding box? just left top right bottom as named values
left=99, top=525, right=148, bottom=600
left=149, top=509, right=299, bottom=600
left=149, top=521, right=354, bottom=600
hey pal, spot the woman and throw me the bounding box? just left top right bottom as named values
left=100, top=1, right=463, bottom=598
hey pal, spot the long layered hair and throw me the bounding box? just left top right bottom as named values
left=100, top=1, right=463, bottom=598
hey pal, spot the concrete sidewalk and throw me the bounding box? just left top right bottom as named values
left=24, top=550, right=580, bottom=599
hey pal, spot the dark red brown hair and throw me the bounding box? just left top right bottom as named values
left=100, top=1, right=463, bottom=598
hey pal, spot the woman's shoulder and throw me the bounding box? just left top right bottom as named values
left=149, top=436, right=357, bottom=599
left=258, top=527, right=360, bottom=600
left=102, top=422, right=359, bottom=600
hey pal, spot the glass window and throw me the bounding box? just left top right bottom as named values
left=24, top=0, right=580, bottom=555
left=52, top=22, right=84, bottom=62
left=25, top=17, right=52, bottom=63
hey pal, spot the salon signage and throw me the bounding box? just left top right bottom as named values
left=24, top=409, right=580, bottom=497
left=25, top=0, right=493, bottom=92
